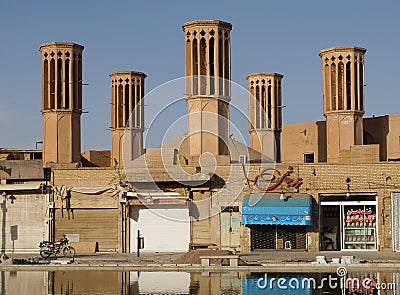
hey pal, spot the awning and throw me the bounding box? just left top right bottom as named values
left=0, top=184, right=43, bottom=191
left=241, top=193, right=313, bottom=225
left=126, top=191, right=189, bottom=206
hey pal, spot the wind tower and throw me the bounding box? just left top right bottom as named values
left=319, top=46, right=366, bottom=162
left=110, top=71, right=146, bottom=167
left=247, top=73, right=283, bottom=162
left=39, top=42, right=84, bottom=164
left=182, top=20, right=232, bottom=159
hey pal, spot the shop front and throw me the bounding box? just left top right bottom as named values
left=320, top=194, right=378, bottom=251
left=241, top=193, right=313, bottom=250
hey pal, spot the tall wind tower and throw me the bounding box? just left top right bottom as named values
left=40, top=42, right=84, bottom=164
left=110, top=71, right=146, bottom=167
left=182, top=20, right=232, bottom=159
left=319, top=46, right=366, bottom=162
left=247, top=72, right=283, bottom=162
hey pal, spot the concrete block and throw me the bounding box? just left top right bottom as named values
left=341, top=256, right=355, bottom=264
left=316, top=256, right=327, bottom=264
left=70, top=242, right=97, bottom=254
left=51, top=259, right=72, bottom=265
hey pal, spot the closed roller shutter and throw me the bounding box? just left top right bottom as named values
left=55, top=208, right=118, bottom=251
left=190, top=192, right=211, bottom=246
left=251, top=225, right=276, bottom=249
left=251, top=225, right=306, bottom=250
left=0, top=194, right=47, bottom=251
left=130, top=204, right=190, bottom=252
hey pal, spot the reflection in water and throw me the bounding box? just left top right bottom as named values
left=0, top=271, right=397, bottom=294
left=130, top=272, right=190, bottom=294
left=52, top=271, right=120, bottom=294
left=0, top=271, right=49, bottom=295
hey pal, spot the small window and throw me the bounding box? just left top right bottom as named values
left=304, top=153, right=315, bottom=163
left=239, top=155, right=247, bottom=164
left=6, top=180, right=24, bottom=184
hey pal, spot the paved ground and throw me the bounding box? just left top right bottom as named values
left=240, top=250, right=400, bottom=263
left=3, top=250, right=400, bottom=265
left=2, top=251, right=400, bottom=272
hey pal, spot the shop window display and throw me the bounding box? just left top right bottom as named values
left=343, top=205, right=377, bottom=250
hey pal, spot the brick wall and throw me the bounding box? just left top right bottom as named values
left=241, top=162, right=400, bottom=251
left=50, top=160, right=400, bottom=252
left=52, top=167, right=121, bottom=187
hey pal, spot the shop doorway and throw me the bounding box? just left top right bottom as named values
left=251, top=225, right=307, bottom=250
left=320, top=206, right=340, bottom=250
left=320, top=195, right=378, bottom=251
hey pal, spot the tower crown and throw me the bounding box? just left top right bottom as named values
left=246, top=72, right=284, bottom=131
left=109, top=71, right=146, bottom=77
left=182, top=20, right=232, bottom=30
left=319, top=46, right=366, bottom=56
left=319, top=46, right=366, bottom=116
left=183, top=19, right=232, bottom=99
left=39, top=42, right=84, bottom=51
left=39, top=42, right=84, bottom=112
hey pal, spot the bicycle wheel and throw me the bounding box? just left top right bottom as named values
left=63, top=246, right=76, bottom=258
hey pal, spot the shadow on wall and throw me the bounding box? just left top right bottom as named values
left=317, top=121, right=327, bottom=162
left=363, top=115, right=389, bottom=161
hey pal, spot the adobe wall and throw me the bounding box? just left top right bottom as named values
left=50, top=160, right=400, bottom=252
left=281, top=121, right=326, bottom=163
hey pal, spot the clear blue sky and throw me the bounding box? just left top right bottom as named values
left=1, top=1, right=399, bottom=150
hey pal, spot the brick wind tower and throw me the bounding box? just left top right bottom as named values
left=110, top=71, right=146, bottom=167
left=247, top=73, right=283, bottom=162
left=319, top=46, right=366, bottom=162
left=40, top=42, right=84, bottom=164
left=182, top=20, right=232, bottom=159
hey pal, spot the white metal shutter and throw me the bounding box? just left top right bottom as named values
left=392, top=192, right=400, bottom=251
left=130, top=205, right=190, bottom=252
